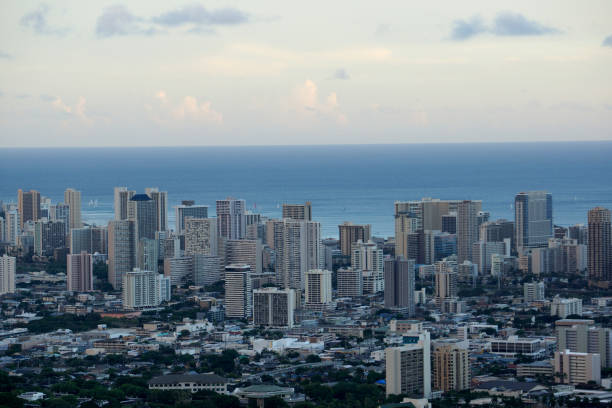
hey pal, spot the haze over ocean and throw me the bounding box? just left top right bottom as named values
left=1, top=142, right=611, bottom=238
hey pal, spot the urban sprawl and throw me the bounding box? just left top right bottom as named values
left=1, top=189, right=612, bottom=408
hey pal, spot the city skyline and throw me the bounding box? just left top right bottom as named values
left=1, top=1, right=612, bottom=147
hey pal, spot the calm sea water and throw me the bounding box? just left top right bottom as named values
left=1, top=142, right=611, bottom=238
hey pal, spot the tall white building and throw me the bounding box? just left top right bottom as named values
left=515, top=191, right=553, bottom=252
left=5, top=210, right=19, bottom=245
left=351, top=240, right=384, bottom=294
left=64, top=188, right=82, bottom=230
left=304, top=269, right=332, bottom=310
left=193, top=255, right=221, bottom=286
left=253, top=287, right=295, bottom=328
left=67, top=251, right=93, bottom=292
left=108, top=220, right=137, bottom=290
left=216, top=198, right=246, bottom=240
left=185, top=217, right=218, bottom=256
left=225, top=264, right=252, bottom=319
left=267, top=219, right=321, bottom=290
left=524, top=281, right=545, bottom=302
left=554, top=350, right=601, bottom=385
left=386, top=330, right=431, bottom=398
left=0, top=254, right=16, bottom=295
left=122, top=269, right=162, bottom=309
left=175, top=202, right=208, bottom=235
left=551, top=297, right=582, bottom=318
left=225, top=239, right=262, bottom=274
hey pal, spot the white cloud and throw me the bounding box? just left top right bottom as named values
left=150, top=91, right=222, bottom=124
left=49, top=96, right=91, bottom=124
left=293, top=80, right=347, bottom=125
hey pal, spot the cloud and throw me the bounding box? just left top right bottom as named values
left=47, top=96, right=91, bottom=123
left=492, top=12, right=559, bottom=36
left=293, top=80, right=347, bottom=125
left=149, top=91, right=222, bottom=124
left=450, top=12, right=559, bottom=41
left=451, top=16, right=487, bottom=40
left=603, top=35, right=612, bottom=47
left=95, top=3, right=251, bottom=37
left=375, top=24, right=391, bottom=35
left=96, top=5, right=157, bottom=38
left=0, top=51, right=12, bottom=59
left=330, top=68, right=350, bottom=80
left=20, top=4, right=67, bottom=35
left=153, top=4, right=249, bottom=27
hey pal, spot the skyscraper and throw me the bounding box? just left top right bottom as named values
left=64, top=188, right=82, bottom=230
left=432, top=340, right=470, bottom=392
left=108, top=220, right=137, bottom=290
left=122, top=269, right=162, bottom=309
left=128, top=194, right=157, bottom=241
left=384, top=257, right=415, bottom=314
left=17, top=189, right=41, bottom=228
left=67, top=251, right=93, bottom=292
left=175, top=202, right=208, bottom=235
left=193, top=254, right=221, bottom=286
left=5, top=210, right=19, bottom=245
left=225, top=264, right=252, bottom=319
left=184, top=217, right=218, bottom=256
left=587, top=207, right=611, bottom=284
left=515, top=191, right=553, bottom=252
left=435, top=262, right=458, bottom=306
left=339, top=221, right=371, bottom=257
left=138, top=238, right=159, bottom=272
left=145, top=187, right=168, bottom=232
left=253, top=287, right=295, bottom=328
left=216, top=198, right=246, bottom=240
left=282, top=202, right=312, bottom=221
left=34, top=220, right=66, bottom=256
left=304, top=269, right=332, bottom=310
left=70, top=226, right=107, bottom=255
left=457, top=200, right=482, bottom=263
left=225, top=239, right=262, bottom=274
left=337, top=267, right=363, bottom=298
left=386, top=330, right=431, bottom=398
left=352, top=240, right=384, bottom=294
left=0, top=254, right=16, bottom=295
left=114, top=187, right=135, bottom=220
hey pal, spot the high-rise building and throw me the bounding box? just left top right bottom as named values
left=524, top=281, right=545, bottom=302
left=128, top=194, right=157, bottom=241
left=587, top=207, right=611, bottom=284
left=471, top=240, right=506, bottom=275
left=253, top=287, right=295, bottom=328
left=163, top=256, right=193, bottom=286
left=138, top=238, right=159, bottom=272
left=304, top=269, right=332, bottom=310
left=556, top=319, right=612, bottom=368
left=225, top=239, right=262, bottom=274
left=339, top=222, right=371, bottom=257
left=67, top=251, right=93, bottom=292
left=267, top=218, right=320, bottom=290
left=384, top=257, right=415, bottom=314
left=184, top=217, right=218, bottom=256
left=554, top=350, right=601, bottom=385
left=337, top=267, right=363, bottom=298
left=282, top=202, right=312, bottom=221
left=50, top=203, right=70, bottom=236
left=432, top=340, right=470, bottom=392
left=321, top=238, right=339, bottom=271
left=352, top=240, right=384, bottom=294
left=34, top=220, right=66, bottom=256
left=568, top=224, right=588, bottom=245
left=70, top=226, right=107, bottom=254
left=217, top=198, right=246, bottom=240
left=122, top=269, right=162, bottom=309
left=435, top=263, right=458, bottom=306
left=145, top=187, right=168, bottom=232
left=515, top=191, right=553, bottom=252
left=64, top=188, right=82, bottom=230
left=108, top=220, right=137, bottom=290
left=551, top=297, right=582, bottom=318
left=175, top=202, right=208, bottom=235
left=457, top=200, right=482, bottom=263
left=5, top=210, right=20, bottom=245
left=225, top=264, right=252, bottom=319
left=386, top=331, right=431, bottom=398
left=17, top=189, right=41, bottom=228
left=193, top=255, right=221, bottom=286
left=0, top=254, right=16, bottom=295
left=114, top=187, right=135, bottom=220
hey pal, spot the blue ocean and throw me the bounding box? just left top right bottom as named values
left=1, top=142, right=611, bottom=238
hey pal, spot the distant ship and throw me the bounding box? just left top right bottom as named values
left=88, top=199, right=99, bottom=207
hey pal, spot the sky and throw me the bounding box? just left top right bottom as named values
left=0, top=0, right=611, bottom=147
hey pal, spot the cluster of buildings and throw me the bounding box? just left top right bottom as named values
left=1, top=188, right=612, bottom=405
